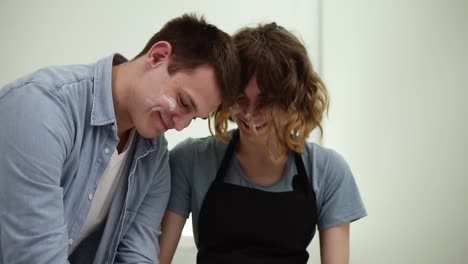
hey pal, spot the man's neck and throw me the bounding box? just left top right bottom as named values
left=116, top=129, right=131, bottom=154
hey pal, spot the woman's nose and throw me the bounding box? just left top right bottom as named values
left=243, top=102, right=257, bottom=118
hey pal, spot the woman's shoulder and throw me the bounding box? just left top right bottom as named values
left=170, top=134, right=230, bottom=161
left=301, top=142, right=355, bottom=192
left=303, top=142, right=351, bottom=172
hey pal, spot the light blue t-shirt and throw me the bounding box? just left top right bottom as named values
left=168, top=134, right=367, bottom=246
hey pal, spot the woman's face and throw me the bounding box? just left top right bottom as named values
left=232, top=75, right=269, bottom=142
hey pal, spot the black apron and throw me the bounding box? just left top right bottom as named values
left=197, top=130, right=318, bottom=264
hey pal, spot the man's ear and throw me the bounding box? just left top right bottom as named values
left=146, top=41, right=172, bottom=68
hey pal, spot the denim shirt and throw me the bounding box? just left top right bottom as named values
left=0, top=54, right=170, bottom=264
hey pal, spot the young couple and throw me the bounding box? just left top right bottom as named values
left=0, top=13, right=366, bottom=264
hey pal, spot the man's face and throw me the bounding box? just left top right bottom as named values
left=131, top=61, right=221, bottom=138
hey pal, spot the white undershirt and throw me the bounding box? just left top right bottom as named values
left=70, top=129, right=135, bottom=253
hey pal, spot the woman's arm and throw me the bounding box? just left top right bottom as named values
left=158, top=210, right=188, bottom=264
left=319, top=223, right=350, bottom=264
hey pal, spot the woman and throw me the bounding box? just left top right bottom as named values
left=159, top=23, right=367, bottom=264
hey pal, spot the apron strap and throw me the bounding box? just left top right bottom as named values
left=215, top=130, right=240, bottom=182
left=215, top=130, right=313, bottom=198
left=293, top=152, right=312, bottom=195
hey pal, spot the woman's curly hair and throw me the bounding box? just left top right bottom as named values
left=210, top=22, right=329, bottom=155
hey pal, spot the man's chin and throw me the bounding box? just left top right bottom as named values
left=137, top=127, right=165, bottom=139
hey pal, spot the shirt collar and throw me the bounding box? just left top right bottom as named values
left=90, top=53, right=162, bottom=152
left=90, top=53, right=127, bottom=126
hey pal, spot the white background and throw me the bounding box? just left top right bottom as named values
left=1, top=0, right=467, bottom=263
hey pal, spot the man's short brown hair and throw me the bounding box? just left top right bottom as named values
left=135, top=13, right=240, bottom=105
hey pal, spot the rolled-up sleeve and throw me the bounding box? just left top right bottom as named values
left=0, top=83, right=72, bottom=263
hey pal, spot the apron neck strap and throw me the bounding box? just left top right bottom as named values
left=215, top=130, right=310, bottom=188
left=215, top=130, right=240, bottom=181
left=292, top=152, right=311, bottom=194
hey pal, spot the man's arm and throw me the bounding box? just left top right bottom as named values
left=114, top=148, right=171, bottom=264
left=159, top=210, right=187, bottom=264
left=319, top=223, right=350, bottom=264
left=0, top=83, right=72, bottom=263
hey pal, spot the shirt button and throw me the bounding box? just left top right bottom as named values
left=88, top=193, right=93, bottom=200
left=104, top=148, right=110, bottom=154
left=68, top=239, right=74, bottom=245
left=111, top=125, right=116, bottom=131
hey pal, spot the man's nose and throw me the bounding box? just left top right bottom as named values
left=173, top=115, right=193, bottom=131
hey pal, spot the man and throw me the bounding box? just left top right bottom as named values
left=0, top=14, right=239, bottom=264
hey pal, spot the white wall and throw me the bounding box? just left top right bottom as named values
left=1, top=0, right=467, bottom=263
left=322, top=0, right=468, bottom=263
left=0, top=0, right=321, bottom=145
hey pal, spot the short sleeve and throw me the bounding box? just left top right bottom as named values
left=317, top=150, right=367, bottom=230
left=167, top=138, right=196, bottom=218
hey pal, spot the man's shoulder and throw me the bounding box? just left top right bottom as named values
left=11, top=63, right=93, bottom=89
left=1, top=63, right=95, bottom=105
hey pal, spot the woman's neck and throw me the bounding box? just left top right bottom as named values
left=235, top=136, right=288, bottom=185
